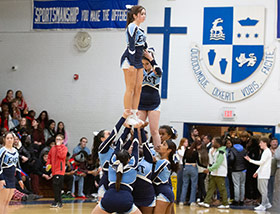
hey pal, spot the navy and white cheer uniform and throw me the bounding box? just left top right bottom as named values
left=98, top=117, right=126, bottom=197
left=100, top=128, right=139, bottom=213
left=0, top=147, right=22, bottom=188
left=132, top=128, right=156, bottom=207
left=138, top=64, right=162, bottom=111
left=152, top=159, right=174, bottom=203
left=121, top=23, right=147, bottom=69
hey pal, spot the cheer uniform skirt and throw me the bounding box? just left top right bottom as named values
left=132, top=178, right=156, bottom=207
left=139, top=87, right=161, bottom=111
left=120, top=46, right=144, bottom=69
left=2, top=168, right=16, bottom=188
left=100, top=185, right=137, bottom=213
left=154, top=183, right=174, bottom=203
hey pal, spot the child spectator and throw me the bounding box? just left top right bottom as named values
left=39, top=137, right=55, bottom=160
left=198, top=137, right=229, bottom=209
left=268, top=138, right=279, bottom=202
left=46, top=134, right=68, bottom=208
left=245, top=137, right=272, bottom=211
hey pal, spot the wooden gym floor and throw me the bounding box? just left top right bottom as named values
left=7, top=199, right=278, bottom=214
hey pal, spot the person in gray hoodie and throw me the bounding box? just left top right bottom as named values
left=268, top=142, right=280, bottom=211
left=228, top=138, right=247, bottom=206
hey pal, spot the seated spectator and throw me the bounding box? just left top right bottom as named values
left=62, top=152, right=74, bottom=198
left=13, top=134, right=32, bottom=174
left=11, top=117, right=31, bottom=135
left=1, top=89, right=13, bottom=111
left=44, top=119, right=56, bottom=142
left=26, top=110, right=36, bottom=125
left=70, top=151, right=88, bottom=198
left=39, top=137, right=55, bottom=159
left=31, top=119, right=45, bottom=157
left=73, top=137, right=91, bottom=155
left=31, top=151, right=52, bottom=195
left=10, top=98, right=21, bottom=125
left=15, top=90, right=28, bottom=116
left=0, top=110, right=11, bottom=131
left=56, top=121, right=68, bottom=146
left=37, top=110, right=49, bottom=130
left=84, top=155, right=101, bottom=198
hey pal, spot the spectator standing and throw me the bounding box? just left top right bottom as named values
left=46, top=134, right=68, bottom=208
left=268, top=138, right=278, bottom=202
left=176, top=138, right=188, bottom=203
left=228, top=138, right=247, bottom=206
left=245, top=137, right=272, bottom=211
left=198, top=137, right=229, bottom=209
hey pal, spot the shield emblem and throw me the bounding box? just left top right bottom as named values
left=202, top=7, right=265, bottom=83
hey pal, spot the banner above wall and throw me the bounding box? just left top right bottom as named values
left=32, top=0, right=138, bottom=30
left=191, top=6, right=276, bottom=103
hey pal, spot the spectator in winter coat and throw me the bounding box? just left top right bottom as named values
left=228, top=138, right=247, bottom=206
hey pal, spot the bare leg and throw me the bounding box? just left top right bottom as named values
left=166, top=203, right=174, bottom=214
left=153, top=200, right=170, bottom=214
left=138, top=110, right=148, bottom=122
left=132, top=68, right=144, bottom=110
left=147, top=111, right=161, bottom=151
left=0, top=188, right=15, bottom=214
left=131, top=207, right=142, bottom=214
left=139, top=206, right=154, bottom=214
left=123, top=69, right=137, bottom=110
left=91, top=204, right=109, bottom=214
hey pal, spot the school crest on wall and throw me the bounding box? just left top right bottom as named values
left=190, top=6, right=276, bottom=102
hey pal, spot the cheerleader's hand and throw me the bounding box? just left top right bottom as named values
left=0, top=180, right=6, bottom=189
left=19, top=180, right=24, bottom=190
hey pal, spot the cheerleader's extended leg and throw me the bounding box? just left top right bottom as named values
left=132, top=68, right=144, bottom=110
left=147, top=110, right=161, bottom=151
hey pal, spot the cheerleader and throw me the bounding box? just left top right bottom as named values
left=0, top=132, right=24, bottom=214
left=138, top=49, right=162, bottom=151
left=132, top=128, right=156, bottom=214
left=152, top=140, right=178, bottom=214
left=97, top=112, right=131, bottom=200
left=120, top=5, right=147, bottom=126
left=91, top=123, right=141, bottom=214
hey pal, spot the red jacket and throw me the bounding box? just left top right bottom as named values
left=46, top=144, right=68, bottom=175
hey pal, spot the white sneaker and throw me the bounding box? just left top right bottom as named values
left=190, top=202, right=197, bottom=206
left=217, top=205, right=230, bottom=209
left=198, top=202, right=210, bottom=208
left=254, top=205, right=266, bottom=211
left=265, top=203, right=272, bottom=209
left=126, top=115, right=139, bottom=126
left=132, top=113, right=144, bottom=125
left=179, top=202, right=184, bottom=206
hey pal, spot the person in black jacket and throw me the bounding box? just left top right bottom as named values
left=228, top=138, right=247, bottom=206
